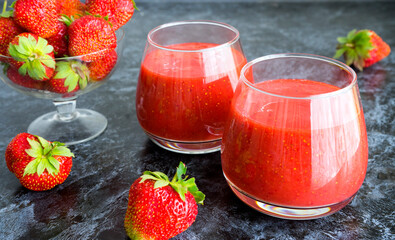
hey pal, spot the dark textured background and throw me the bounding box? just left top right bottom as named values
left=0, top=1, right=394, bottom=240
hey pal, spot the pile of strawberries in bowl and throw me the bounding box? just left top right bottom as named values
left=0, top=0, right=136, bottom=100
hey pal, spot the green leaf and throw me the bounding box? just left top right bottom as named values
left=27, top=137, right=42, bottom=152
left=28, top=60, right=46, bottom=80
left=18, top=63, right=28, bottom=76
left=336, top=37, right=348, bottom=44
left=154, top=180, right=170, bottom=189
left=23, top=158, right=40, bottom=176
left=333, top=48, right=346, bottom=59
left=48, top=156, right=60, bottom=172
left=37, top=159, right=46, bottom=176
left=42, top=58, right=56, bottom=69
left=51, top=146, right=74, bottom=157
left=37, top=136, right=51, bottom=155
left=192, top=191, right=205, bottom=205
left=140, top=174, right=161, bottom=183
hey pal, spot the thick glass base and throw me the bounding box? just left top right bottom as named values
left=226, top=178, right=356, bottom=220
left=27, top=109, right=107, bottom=145
left=145, top=131, right=221, bottom=154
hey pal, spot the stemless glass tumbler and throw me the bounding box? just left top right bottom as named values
left=136, top=21, right=247, bottom=154
left=221, top=54, right=368, bottom=219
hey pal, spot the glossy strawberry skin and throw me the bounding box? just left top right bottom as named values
left=7, top=66, right=47, bottom=90
left=5, top=133, right=73, bottom=191
left=86, top=0, right=135, bottom=30
left=46, top=21, right=69, bottom=58
left=48, top=77, right=79, bottom=93
left=124, top=178, right=198, bottom=240
left=363, top=30, right=391, bottom=68
left=68, top=15, right=117, bottom=61
left=0, top=17, right=24, bottom=56
left=88, top=49, right=118, bottom=81
left=56, top=0, right=86, bottom=19
left=13, top=0, right=59, bottom=38
left=14, top=155, right=72, bottom=191
left=5, top=133, right=36, bottom=173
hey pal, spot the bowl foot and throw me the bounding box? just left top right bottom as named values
left=28, top=109, right=107, bottom=145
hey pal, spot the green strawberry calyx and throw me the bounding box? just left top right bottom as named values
left=334, top=29, right=374, bottom=71
left=8, top=34, right=55, bottom=80
left=53, top=60, right=90, bottom=92
left=23, top=136, right=74, bottom=177
left=0, top=0, right=13, bottom=18
left=140, top=162, right=205, bottom=205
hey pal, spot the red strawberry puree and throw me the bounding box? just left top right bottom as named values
left=221, top=79, right=368, bottom=207
left=136, top=42, right=247, bottom=142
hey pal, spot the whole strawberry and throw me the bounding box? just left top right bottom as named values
left=334, top=29, right=391, bottom=71
left=124, top=162, right=205, bottom=240
left=7, top=66, right=47, bottom=90
left=86, top=0, right=138, bottom=30
left=49, top=60, right=89, bottom=93
left=68, top=15, right=117, bottom=61
left=88, top=49, right=117, bottom=81
left=0, top=0, right=24, bottom=56
left=8, top=32, right=56, bottom=81
left=13, top=0, right=59, bottom=39
left=5, top=133, right=74, bottom=191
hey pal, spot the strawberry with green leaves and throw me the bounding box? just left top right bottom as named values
left=0, top=0, right=24, bottom=56
left=86, top=0, right=138, bottom=30
left=8, top=32, right=56, bottom=81
left=49, top=60, right=90, bottom=93
left=13, top=0, right=59, bottom=39
left=124, top=162, right=205, bottom=240
left=5, top=133, right=74, bottom=191
left=68, top=15, right=117, bottom=61
left=7, top=66, right=47, bottom=90
left=334, top=29, right=391, bottom=71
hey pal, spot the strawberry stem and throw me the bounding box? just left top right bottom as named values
left=3, top=1, right=7, bottom=14
left=140, top=162, right=205, bottom=205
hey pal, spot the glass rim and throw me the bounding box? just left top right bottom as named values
left=240, top=53, right=358, bottom=100
left=147, top=20, right=241, bottom=53
left=0, top=28, right=125, bottom=61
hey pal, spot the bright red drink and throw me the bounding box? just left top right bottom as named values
left=221, top=54, right=368, bottom=219
left=136, top=21, right=246, bottom=154
left=137, top=42, right=246, bottom=141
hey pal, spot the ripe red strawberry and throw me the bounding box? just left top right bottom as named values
left=56, top=0, right=86, bottom=19
left=68, top=15, right=117, bottom=61
left=88, top=49, right=117, bottom=81
left=46, top=21, right=69, bottom=58
left=124, top=162, right=205, bottom=240
left=0, top=1, right=24, bottom=56
left=8, top=32, right=56, bottom=81
left=49, top=60, right=89, bottom=93
left=5, top=133, right=74, bottom=191
left=13, top=0, right=59, bottom=39
left=7, top=66, right=46, bottom=90
left=334, top=29, right=391, bottom=71
left=86, top=0, right=138, bottom=30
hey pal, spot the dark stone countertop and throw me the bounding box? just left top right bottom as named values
left=0, top=1, right=394, bottom=240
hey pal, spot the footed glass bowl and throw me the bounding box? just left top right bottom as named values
left=0, top=29, right=125, bottom=145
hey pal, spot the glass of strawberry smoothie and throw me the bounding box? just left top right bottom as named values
left=221, top=54, right=368, bottom=219
left=136, top=21, right=247, bottom=154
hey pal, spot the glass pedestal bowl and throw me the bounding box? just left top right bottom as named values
left=0, top=29, right=125, bottom=145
